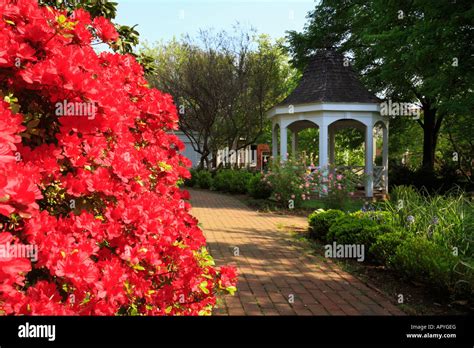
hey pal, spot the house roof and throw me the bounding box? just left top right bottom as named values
left=279, top=49, right=380, bottom=106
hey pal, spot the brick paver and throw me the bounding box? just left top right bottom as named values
left=189, top=189, right=404, bottom=316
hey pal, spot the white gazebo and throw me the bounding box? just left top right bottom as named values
left=267, top=49, right=389, bottom=197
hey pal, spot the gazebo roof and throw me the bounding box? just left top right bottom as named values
left=279, top=49, right=380, bottom=106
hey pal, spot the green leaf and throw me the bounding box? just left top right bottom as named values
left=199, top=281, right=210, bottom=294
left=226, top=286, right=237, bottom=296
left=132, top=264, right=145, bottom=271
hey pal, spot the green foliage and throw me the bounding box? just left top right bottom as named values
left=307, top=184, right=474, bottom=299
left=39, top=0, right=118, bottom=19
left=384, top=186, right=473, bottom=257
left=369, top=229, right=406, bottom=265
left=287, top=0, right=474, bottom=174
left=212, top=170, right=253, bottom=194
left=440, top=114, right=474, bottom=187
left=194, top=170, right=213, bottom=190
left=296, top=128, right=365, bottom=168
left=308, top=209, right=345, bottom=241
left=326, top=214, right=378, bottom=245
left=247, top=173, right=273, bottom=199
left=391, top=237, right=460, bottom=293
left=324, top=212, right=401, bottom=262
left=351, top=210, right=396, bottom=226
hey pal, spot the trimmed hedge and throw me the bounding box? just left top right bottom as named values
left=212, top=169, right=253, bottom=194
left=369, top=229, right=407, bottom=265
left=308, top=209, right=345, bottom=241
left=326, top=214, right=378, bottom=245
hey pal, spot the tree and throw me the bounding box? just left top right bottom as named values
left=144, top=28, right=296, bottom=168
left=287, top=0, right=474, bottom=175
left=441, top=115, right=474, bottom=185
left=0, top=0, right=236, bottom=315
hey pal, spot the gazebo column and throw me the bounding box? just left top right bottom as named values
left=382, top=124, right=389, bottom=193
left=272, top=123, right=278, bottom=159
left=291, top=131, right=298, bottom=156
left=280, top=125, right=288, bottom=161
left=318, top=120, right=329, bottom=195
left=318, top=122, right=329, bottom=168
left=365, top=122, right=374, bottom=198
left=329, top=127, right=335, bottom=166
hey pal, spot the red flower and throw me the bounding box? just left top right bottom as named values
left=93, top=16, right=119, bottom=43
left=0, top=0, right=236, bottom=316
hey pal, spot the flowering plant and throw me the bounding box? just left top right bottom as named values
left=265, top=157, right=358, bottom=209
left=0, top=0, right=236, bottom=316
left=317, top=167, right=358, bottom=209
left=265, top=157, right=317, bottom=208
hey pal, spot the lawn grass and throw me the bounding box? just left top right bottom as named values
left=300, top=198, right=364, bottom=212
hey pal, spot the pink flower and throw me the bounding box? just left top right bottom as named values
left=337, top=174, right=343, bottom=181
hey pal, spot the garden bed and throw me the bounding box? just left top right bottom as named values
left=291, top=229, right=471, bottom=315
left=303, top=186, right=474, bottom=313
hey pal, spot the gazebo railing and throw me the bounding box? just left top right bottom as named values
left=334, top=166, right=364, bottom=188
left=373, top=166, right=386, bottom=189
left=334, top=166, right=386, bottom=190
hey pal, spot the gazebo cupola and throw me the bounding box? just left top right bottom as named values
left=267, top=49, right=389, bottom=198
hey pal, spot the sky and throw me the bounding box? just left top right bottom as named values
left=115, top=0, right=317, bottom=46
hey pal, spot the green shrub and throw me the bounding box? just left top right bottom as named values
left=308, top=209, right=345, bottom=241
left=326, top=214, right=378, bottom=245
left=212, top=170, right=253, bottom=194
left=356, top=224, right=398, bottom=251
left=195, top=170, right=213, bottom=189
left=229, top=170, right=253, bottom=194
left=247, top=174, right=272, bottom=199
left=211, top=170, right=232, bottom=192
left=351, top=210, right=396, bottom=225
left=369, top=229, right=406, bottom=265
left=390, top=237, right=459, bottom=292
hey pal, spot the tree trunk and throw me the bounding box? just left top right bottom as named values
left=198, top=151, right=209, bottom=170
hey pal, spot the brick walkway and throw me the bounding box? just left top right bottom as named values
left=189, top=189, right=404, bottom=316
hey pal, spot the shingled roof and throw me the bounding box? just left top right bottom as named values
left=279, top=49, right=380, bottom=106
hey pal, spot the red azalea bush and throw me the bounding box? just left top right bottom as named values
left=0, top=0, right=236, bottom=315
